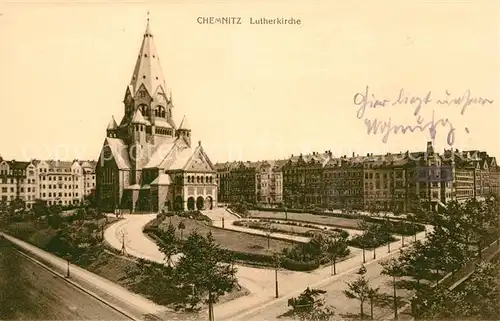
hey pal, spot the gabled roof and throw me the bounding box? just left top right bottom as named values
left=144, top=140, right=179, bottom=168
left=150, top=173, right=173, bottom=185
left=169, top=141, right=215, bottom=172
left=102, top=137, right=131, bottom=170
left=8, top=161, right=31, bottom=170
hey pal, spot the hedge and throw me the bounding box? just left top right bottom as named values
left=281, top=258, right=320, bottom=271
left=365, top=217, right=425, bottom=235
left=145, top=226, right=325, bottom=271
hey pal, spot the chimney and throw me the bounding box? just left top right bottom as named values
left=352, top=152, right=355, bottom=157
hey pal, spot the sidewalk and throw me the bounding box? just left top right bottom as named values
left=1, top=232, right=166, bottom=319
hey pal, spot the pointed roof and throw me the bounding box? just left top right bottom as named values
left=132, top=109, right=147, bottom=124
left=150, top=173, right=173, bottom=185
left=107, top=116, right=118, bottom=130
left=178, top=115, right=190, bottom=130
left=129, top=17, right=167, bottom=97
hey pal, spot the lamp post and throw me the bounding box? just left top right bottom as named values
left=66, top=256, right=71, bottom=278
left=121, top=232, right=126, bottom=255
left=222, top=216, right=225, bottom=228
left=393, top=275, right=398, bottom=320
left=273, top=252, right=281, bottom=298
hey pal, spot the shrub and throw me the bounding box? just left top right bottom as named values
left=365, top=217, right=425, bottom=235
left=349, top=232, right=396, bottom=248
left=281, top=258, right=320, bottom=271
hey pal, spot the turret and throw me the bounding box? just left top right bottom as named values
left=106, top=116, right=118, bottom=138
left=131, top=109, right=147, bottom=144
left=176, top=115, right=191, bottom=147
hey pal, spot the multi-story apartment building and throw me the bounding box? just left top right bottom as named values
left=36, top=160, right=85, bottom=206
left=214, top=142, right=500, bottom=212
left=228, top=161, right=259, bottom=204
left=215, top=159, right=287, bottom=206
left=80, top=160, right=97, bottom=198
left=270, top=160, right=286, bottom=205
left=282, top=151, right=331, bottom=208
left=0, top=157, right=97, bottom=209
left=215, top=162, right=236, bottom=204
left=256, top=160, right=287, bottom=205
left=323, top=156, right=364, bottom=210
left=256, top=161, right=271, bottom=204
left=0, top=158, right=37, bottom=208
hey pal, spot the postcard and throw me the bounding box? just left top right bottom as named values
left=0, top=1, right=498, bottom=321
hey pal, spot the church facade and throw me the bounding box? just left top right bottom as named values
left=96, top=19, right=217, bottom=213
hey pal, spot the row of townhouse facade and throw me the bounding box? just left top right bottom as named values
left=0, top=156, right=97, bottom=209
left=215, top=142, right=500, bottom=212
left=215, top=159, right=287, bottom=205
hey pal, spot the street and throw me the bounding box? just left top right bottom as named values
left=224, top=249, right=413, bottom=321
left=0, top=238, right=130, bottom=320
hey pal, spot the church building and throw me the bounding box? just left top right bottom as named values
left=96, top=18, right=218, bottom=213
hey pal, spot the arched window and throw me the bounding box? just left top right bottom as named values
left=139, top=104, right=148, bottom=116
left=155, top=106, right=165, bottom=118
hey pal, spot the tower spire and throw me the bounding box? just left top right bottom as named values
left=129, top=12, right=167, bottom=97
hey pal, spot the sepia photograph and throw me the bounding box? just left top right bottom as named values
left=0, top=1, right=498, bottom=320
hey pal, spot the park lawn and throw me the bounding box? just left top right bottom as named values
left=249, top=210, right=363, bottom=230
left=238, top=220, right=320, bottom=234
left=159, top=216, right=296, bottom=256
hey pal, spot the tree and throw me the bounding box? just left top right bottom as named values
left=287, top=287, right=336, bottom=321
left=32, top=199, right=50, bottom=220
left=177, top=221, right=186, bottom=240
left=46, top=205, right=63, bottom=229
left=380, top=257, right=405, bottom=319
left=157, top=223, right=178, bottom=267
left=343, top=265, right=371, bottom=318
left=174, top=231, right=238, bottom=320
left=325, top=231, right=350, bottom=275
left=367, top=286, right=380, bottom=320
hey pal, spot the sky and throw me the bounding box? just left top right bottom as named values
left=0, top=1, right=498, bottom=163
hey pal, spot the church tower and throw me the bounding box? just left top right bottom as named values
left=96, top=14, right=216, bottom=214
left=118, top=16, right=177, bottom=147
